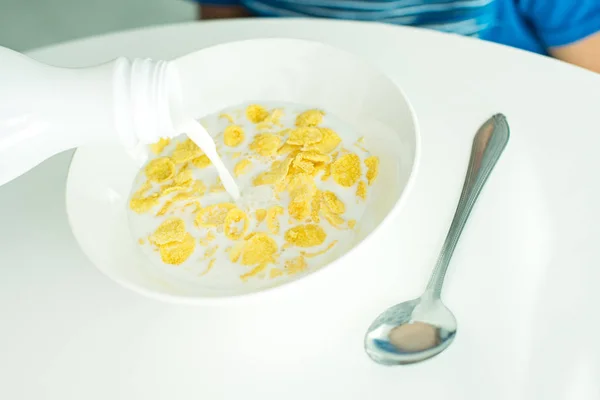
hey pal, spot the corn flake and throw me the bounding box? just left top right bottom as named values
left=219, top=113, right=235, bottom=124
left=305, top=128, right=341, bottom=154
left=301, top=240, right=338, bottom=258
left=234, top=159, right=253, bottom=177
left=150, top=138, right=170, bottom=155
left=199, top=258, right=216, bottom=276
left=266, top=205, right=284, bottom=234
left=204, top=245, right=219, bottom=259
left=210, top=180, right=225, bottom=193
left=295, top=109, right=324, bottom=127
left=240, top=263, right=268, bottom=281
left=289, top=199, right=311, bottom=221
left=253, top=157, right=293, bottom=186
left=257, top=109, right=284, bottom=130
left=310, top=161, right=328, bottom=177
left=172, top=192, right=194, bottom=204
left=192, top=155, right=211, bottom=169
left=158, top=233, right=195, bottom=265
left=195, top=203, right=236, bottom=228
left=269, top=268, right=284, bottom=278
left=255, top=209, right=267, bottom=224
left=159, top=183, right=190, bottom=197
left=145, top=157, right=175, bottom=183
left=364, top=156, right=380, bottom=185
left=132, top=181, right=151, bottom=197
left=331, top=153, right=361, bottom=187
left=299, top=151, right=330, bottom=163
left=223, top=125, right=245, bottom=147
left=172, top=138, right=202, bottom=164
left=284, top=224, right=326, bottom=248
left=320, top=164, right=332, bottom=181
left=224, top=208, right=249, bottom=240
left=291, top=154, right=315, bottom=174
left=322, top=191, right=345, bottom=214
left=285, top=256, right=308, bottom=275
left=174, top=166, right=193, bottom=185
left=199, top=231, right=216, bottom=246
left=276, top=128, right=291, bottom=137
left=287, top=173, right=317, bottom=201
left=277, top=142, right=300, bottom=155
left=287, top=127, right=323, bottom=146
left=241, top=233, right=277, bottom=266
left=250, top=134, right=281, bottom=156
left=356, top=180, right=367, bottom=200
left=130, top=193, right=159, bottom=214
left=156, top=200, right=174, bottom=216
left=181, top=200, right=201, bottom=213
left=246, top=104, right=269, bottom=123
left=310, top=190, right=322, bottom=222
left=150, top=217, right=187, bottom=245
left=323, top=211, right=345, bottom=228
left=265, top=108, right=284, bottom=125
left=190, top=180, right=207, bottom=196
left=229, top=241, right=245, bottom=263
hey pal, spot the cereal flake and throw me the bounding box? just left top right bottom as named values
left=145, top=157, right=175, bottom=183
left=223, top=125, right=245, bottom=147
left=295, top=109, right=324, bottom=127
left=224, top=208, right=249, bottom=240
left=192, top=155, right=211, bottom=169
left=246, top=104, right=269, bottom=123
left=150, top=138, right=170, bottom=155
left=284, top=224, right=327, bottom=248
left=287, top=127, right=323, bottom=146
left=266, top=205, right=284, bottom=234
left=158, top=233, right=195, bottom=265
left=364, top=156, right=380, bottom=185
left=241, top=233, right=278, bottom=266
left=172, top=138, right=202, bottom=164
left=331, top=153, right=361, bottom=187
left=356, top=180, right=367, bottom=200
left=234, top=159, right=253, bottom=177
left=195, top=203, right=236, bottom=228
left=250, top=134, right=281, bottom=157
left=149, top=217, right=187, bottom=245
left=322, top=191, right=345, bottom=214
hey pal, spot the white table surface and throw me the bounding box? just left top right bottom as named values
left=2, top=19, right=600, bottom=400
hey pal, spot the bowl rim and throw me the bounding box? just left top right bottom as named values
left=64, top=38, right=422, bottom=305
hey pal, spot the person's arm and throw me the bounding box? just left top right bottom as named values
left=549, top=32, right=600, bottom=73
left=520, top=0, right=600, bottom=73
left=198, top=4, right=251, bottom=19
left=196, top=0, right=250, bottom=20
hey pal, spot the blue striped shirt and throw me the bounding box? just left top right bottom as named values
left=197, top=0, right=600, bottom=54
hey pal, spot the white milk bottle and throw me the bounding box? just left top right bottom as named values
left=0, top=45, right=239, bottom=198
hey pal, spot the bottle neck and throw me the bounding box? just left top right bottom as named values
left=113, top=57, right=182, bottom=148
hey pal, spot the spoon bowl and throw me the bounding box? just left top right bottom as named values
left=365, top=297, right=457, bottom=365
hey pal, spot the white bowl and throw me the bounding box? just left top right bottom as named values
left=66, top=38, right=419, bottom=303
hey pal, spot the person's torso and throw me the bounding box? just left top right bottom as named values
left=240, top=0, right=547, bottom=54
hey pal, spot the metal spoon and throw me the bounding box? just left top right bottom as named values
left=364, top=114, right=510, bottom=365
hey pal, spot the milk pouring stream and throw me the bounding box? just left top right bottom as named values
left=0, top=45, right=239, bottom=198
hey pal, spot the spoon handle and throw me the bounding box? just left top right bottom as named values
left=425, top=114, right=510, bottom=297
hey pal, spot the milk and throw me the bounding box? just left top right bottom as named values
left=128, top=102, right=374, bottom=290
left=181, top=119, right=240, bottom=200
